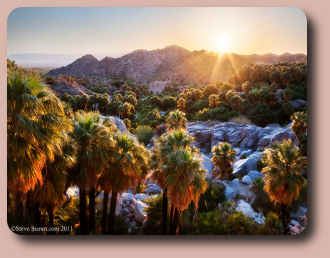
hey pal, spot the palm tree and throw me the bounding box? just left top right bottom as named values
left=290, top=112, right=307, bottom=138
left=177, top=97, right=186, bottom=111
left=36, top=136, right=77, bottom=234
left=7, top=73, right=73, bottom=222
left=102, top=134, right=149, bottom=234
left=208, top=94, right=220, bottom=108
left=211, top=142, right=236, bottom=179
left=262, top=139, right=307, bottom=235
left=165, top=110, right=187, bottom=131
left=71, top=111, right=114, bottom=234
left=151, top=130, right=194, bottom=234
left=165, top=148, right=208, bottom=234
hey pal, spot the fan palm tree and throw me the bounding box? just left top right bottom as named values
left=102, top=134, right=149, bottom=234
left=211, top=142, right=236, bottom=179
left=36, top=136, right=77, bottom=234
left=262, top=139, right=307, bottom=235
left=208, top=94, right=220, bottom=108
left=71, top=111, right=114, bottom=234
left=151, top=130, right=194, bottom=234
left=165, top=110, right=187, bottom=131
left=7, top=73, right=73, bottom=222
left=177, top=97, right=186, bottom=111
left=290, top=112, right=307, bottom=138
left=165, top=148, right=208, bottom=235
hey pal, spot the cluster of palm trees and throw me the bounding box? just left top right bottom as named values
left=150, top=110, right=208, bottom=235
left=7, top=62, right=307, bottom=235
left=7, top=65, right=149, bottom=235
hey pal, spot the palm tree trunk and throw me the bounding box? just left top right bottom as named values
left=173, top=207, right=181, bottom=235
left=89, top=186, right=96, bottom=233
left=169, top=204, right=175, bottom=235
left=108, top=191, right=118, bottom=235
left=33, top=202, right=41, bottom=227
left=281, top=203, right=290, bottom=235
left=101, top=190, right=109, bottom=235
left=79, top=187, right=87, bottom=235
left=162, top=188, right=168, bottom=235
left=47, top=205, right=55, bottom=235
left=14, top=191, right=25, bottom=223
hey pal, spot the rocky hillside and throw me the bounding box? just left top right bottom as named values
left=48, top=46, right=307, bottom=87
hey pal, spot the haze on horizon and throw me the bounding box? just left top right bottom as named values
left=7, top=7, right=307, bottom=67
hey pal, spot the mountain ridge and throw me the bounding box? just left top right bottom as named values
left=47, top=45, right=307, bottom=86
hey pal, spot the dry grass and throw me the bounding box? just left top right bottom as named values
left=229, top=115, right=254, bottom=125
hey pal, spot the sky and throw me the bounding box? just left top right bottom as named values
left=7, top=7, right=307, bottom=57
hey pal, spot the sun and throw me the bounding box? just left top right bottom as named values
left=217, top=35, right=231, bottom=53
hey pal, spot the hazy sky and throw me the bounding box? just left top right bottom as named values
left=7, top=7, right=307, bottom=56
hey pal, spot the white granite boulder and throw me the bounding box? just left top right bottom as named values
left=134, top=200, right=148, bottom=223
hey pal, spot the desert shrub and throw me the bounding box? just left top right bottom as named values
left=144, top=195, right=164, bottom=235
left=286, top=83, right=307, bottom=101
left=240, top=154, right=247, bottom=159
left=247, top=103, right=274, bottom=127
left=148, top=95, right=162, bottom=108
left=257, top=159, right=264, bottom=171
left=133, top=125, right=154, bottom=146
left=187, top=99, right=209, bottom=114
left=194, top=210, right=258, bottom=235
left=229, top=115, right=253, bottom=125
left=90, top=86, right=111, bottom=95
left=113, top=216, right=129, bottom=235
left=203, top=85, right=219, bottom=98
left=221, top=82, right=234, bottom=91
left=196, top=107, right=238, bottom=122
left=251, top=178, right=276, bottom=215
left=44, top=76, right=56, bottom=85
left=257, top=212, right=282, bottom=235
left=198, top=182, right=226, bottom=213
left=185, top=113, right=196, bottom=121
left=147, top=109, right=161, bottom=121
left=111, top=80, right=125, bottom=88
left=123, top=118, right=131, bottom=130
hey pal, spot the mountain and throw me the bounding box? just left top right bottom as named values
left=48, top=46, right=307, bottom=86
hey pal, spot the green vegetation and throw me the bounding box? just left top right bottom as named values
left=7, top=59, right=307, bottom=235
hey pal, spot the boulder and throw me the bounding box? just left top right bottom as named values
left=232, top=157, right=258, bottom=176
left=144, top=184, right=161, bottom=194
left=290, top=206, right=307, bottom=220
left=230, top=178, right=240, bottom=188
left=122, top=208, right=130, bottom=216
left=224, top=187, right=236, bottom=201
left=125, top=213, right=134, bottom=220
left=270, top=128, right=297, bottom=146
left=142, top=219, right=148, bottom=230
left=134, top=200, right=148, bottom=223
left=135, top=193, right=148, bottom=201
left=289, top=99, right=307, bottom=108
left=195, top=130, right=212, bottom=145
left=236, top=200, right=265, bottom=224
left=65, top=186, right=79, bottom=200
left=129, top=220, right=137, bottom=228
left=241, top=175, right=253, bottom=185
left=202, top=154, right=213, bottom=179
left=247, top=171, right=264, bottom=181
left=129, top=203, right=135, bottom=213
left=122, top=192, right=135, bottom=202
